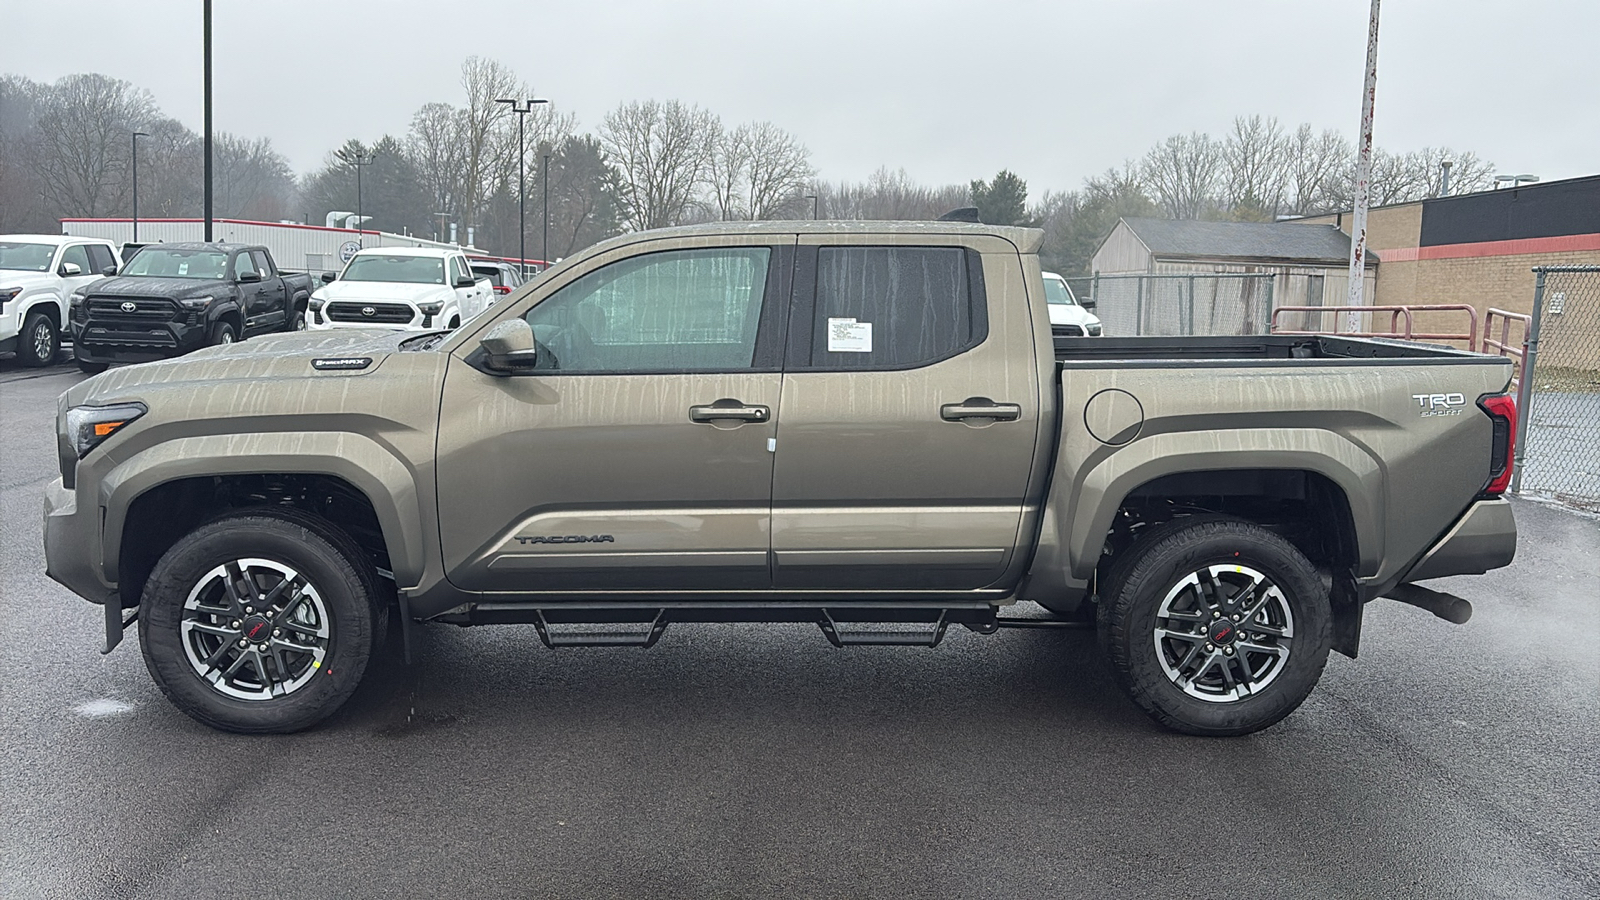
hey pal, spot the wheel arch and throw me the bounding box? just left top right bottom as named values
left=99, top=433, right=425, bottom=608
left=22, top=295, right=63, bottom=328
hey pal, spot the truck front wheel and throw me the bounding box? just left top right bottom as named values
left=18, top=310, right=58, bottom=367
left=137, top=510, right=379, bottom=734
left=1097, top=517, right=1331, bottom=736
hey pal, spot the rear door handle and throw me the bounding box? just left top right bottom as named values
left=941, top=398, right=1022, bottom=422
left=690, top=402, right=770, bottom=424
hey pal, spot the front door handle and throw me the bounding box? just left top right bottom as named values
left=690, top=401, right=770, bottom=424
left=941, top=398, right=1022, bottom=422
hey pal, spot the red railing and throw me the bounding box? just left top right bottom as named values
left=1271, top=304, right=1480, bottom=349
left=1483, top=308, right=1533, bottom=387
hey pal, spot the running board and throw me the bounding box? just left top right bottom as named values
left=531, top=610, right=669, bottom=648
left=818, top=610, right=950, bottom=647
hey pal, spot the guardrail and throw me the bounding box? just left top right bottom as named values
left=1270, top=304, right=1481, bottom=349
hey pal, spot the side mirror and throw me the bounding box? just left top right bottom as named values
left=59, top=262, right=83, bottom=277
left=480, top=318, right=539, bottom=373
left=320, top=271, right=337, bottom=284
left=455, top=275, right=477, bottom=288
left=101, top=266, right=118, bottom=276
left=1080, top=298, right=1097, bottom=311
left=237, top=269, right=263, bottom=283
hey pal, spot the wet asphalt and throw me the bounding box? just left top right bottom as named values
left=2, top=359, right=1597, bottom=899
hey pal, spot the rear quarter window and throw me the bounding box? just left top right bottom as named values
left=805, top=246, right=987, bottom=369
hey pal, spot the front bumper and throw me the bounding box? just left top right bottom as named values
left=42, top=477, right=114, bottom=606
left=1405, top=498, right=1518, bottom=582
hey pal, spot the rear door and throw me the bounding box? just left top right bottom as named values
left=251, top=250, right=287, bottom=330
left=769, top=235, right=1042, bottom=590
left=436, top=235, right=795, bottom=593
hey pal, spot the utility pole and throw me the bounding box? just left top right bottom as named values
left=495, top=97, right=549, bottom=277
left=131, top=130, right=148, bottom=242
left=804, top=194, right=819, bottom=220
left=1344, top=0, right=1380, bottom=334
left=202, top=0, right=213, bottom=242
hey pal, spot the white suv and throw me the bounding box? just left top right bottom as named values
left=0, top=235, right=120, bottom=366
left=307, top=247, right=492, bottom=331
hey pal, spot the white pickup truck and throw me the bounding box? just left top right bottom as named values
left=306, top=247, right=493, bottom=331
left=0, top=235, right=121, bottom=366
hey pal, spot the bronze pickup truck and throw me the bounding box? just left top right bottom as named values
left=44, top=221, right=1518, bottom=736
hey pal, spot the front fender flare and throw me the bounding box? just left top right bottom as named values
left=97, top=431, right=425, bottom=587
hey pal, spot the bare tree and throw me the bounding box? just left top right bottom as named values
left=810, top=167, right=968, bottom=221
left=600, top=99, right=717, bottom=230
left=1141, top=132, right=1222, bottom=219
left=452, top=56, right=525, bottom=231
left=705, top=121, right=751, bottom=220
left=406, top=101, right=464, bottom=224
left=1409, top=147, right=1494, bottom=198
left=214, top=134, right=295, bottom=220
left=134, top=118, right=203, bottom=217
left=31, top=73, right=156, bottom=217
left=1282, top=124, right=1351, bottom=216
left=1222, top=115, right=1289, bottom=220
left=743, top=122, right=812, bottom=219
left=0, top=75, right=50, bottom=232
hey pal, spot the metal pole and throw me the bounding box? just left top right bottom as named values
left=542, top=152, right=551, bottom=267
left=1186, top=275, right=1195, bottom=335
left=1344, top=0, right=1380, bottom=332
left=202, top=0, right=213, bottom=242
left=355, top=160, right=363, bottom=248
left=1510, top=269, right=1548, bottom=493
left=1440, top=160, right=1453, bottom=197
left=131, top=132, right=145, bottom=243
left=516, top=111, right=526, bottom=277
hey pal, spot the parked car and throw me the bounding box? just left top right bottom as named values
left=0, top=234, right=120, bottom=366
left=308, top=247, right=492, bottom=331
left=69, top=243, right=313, bottom=374
left=45, top=221, right=1518, bottom=737
left=1043, top=271, right=1102, bottom=336
left=467, top=258, right=525, bottom=296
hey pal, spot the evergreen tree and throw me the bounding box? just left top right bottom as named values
left=970, top=169, right=1029, bottom=226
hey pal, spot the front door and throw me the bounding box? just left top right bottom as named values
left=437, top=237, right=795, bottom=594
left=769, top=237, right=1042, bottom=590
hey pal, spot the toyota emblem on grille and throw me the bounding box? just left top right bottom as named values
left=361, top=306, right=376, bottom=317
left=120, top=301, right=137, bottom=312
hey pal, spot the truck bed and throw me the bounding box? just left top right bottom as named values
left=1054, top=334, right=1494, bottom=365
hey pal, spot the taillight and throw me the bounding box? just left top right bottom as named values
left=494, top=285, right=512, bottom=294
left=1478, top=393, right=1516, bottom=497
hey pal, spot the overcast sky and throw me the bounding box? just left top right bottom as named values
left=9, top=0, right=1597, bottom=194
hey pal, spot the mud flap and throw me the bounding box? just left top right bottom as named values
left=102, top=600, right=137, bottom=655
left=1330, top=572, right=1362, bottom=659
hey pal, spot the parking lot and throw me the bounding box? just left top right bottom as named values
left=2, top=357, right=1598, bottom=900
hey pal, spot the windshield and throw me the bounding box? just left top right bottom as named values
left=0, top=241, right=55, bottom=272
left=341, top=255, right=445, bottom=285
left=1042, top=277, right=1078, bottom=306
left=122, top=248, right=230, bottom=279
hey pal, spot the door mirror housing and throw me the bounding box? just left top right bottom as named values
left=59, top=262, right=83, bottom=277
left=237, top=269, right=263, bottom=283
left=480, top=318, right=540, bottom=373
left=101, top=265, right=118, bottom=276
left=320, top=271, right=337, bottom=284
left=455, top=274, right=477, bottom=288
left=1080, top=298, right=1097, bottom=310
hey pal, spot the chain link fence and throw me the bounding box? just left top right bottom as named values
left=1073, top=273, right=1346, bottom=337
left=1513, top=266, right=1600, bottom=510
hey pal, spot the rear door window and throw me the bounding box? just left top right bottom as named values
left=85, top=244, right=116, bottom=275
left=797, top=246, right=986, bottom=369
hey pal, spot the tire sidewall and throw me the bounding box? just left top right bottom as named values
left=139, top=515, right=373, bottom=733
left=1105, top=521, right=1331, bottom=736
left=20, top=312, right=57, bottom=367
left=210, top=321, right=237, bottom=346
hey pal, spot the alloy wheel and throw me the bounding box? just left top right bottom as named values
left=180, top=558, right=331, bottom=700
left=1152, top=563, right=1295, bottom=702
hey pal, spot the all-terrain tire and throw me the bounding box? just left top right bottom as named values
left=138, top=509, right=380, bottom=734
left=18, top=311, right=58, bottom=367
left=209, top=320, right=238, bottom=346
left=1097, top=516, right=1331, bottom=736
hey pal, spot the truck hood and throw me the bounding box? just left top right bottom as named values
left=66, top=329, right=421, bottom=405
left=1048, top=304, right=1101, bottom=328
left=0, top=269, right=72, bottom=292
left=315, top=281, right=453, bottom=305
left=86, top=276, right=227, bottom=302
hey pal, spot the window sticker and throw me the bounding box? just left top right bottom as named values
left=827, top=317, right=872, bottom=353
left=178, top=263, right=190, bottom=275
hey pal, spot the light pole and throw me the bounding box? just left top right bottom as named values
left=804, top=194, right=819, bottom=220
left=131, top=130, right=148, bottom=242
left=202, top=0, right=212, bottom=241
left=495, top=97, right=549, bottom=277
left=335, top=146, right=377, bottom=246
left=542, top=151, right=552, bottom=270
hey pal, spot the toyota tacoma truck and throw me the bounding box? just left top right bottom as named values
left=0, top=234, right=120, bottom=366
left=307, top=247, right=492, bottom=332
left=70, top=243, right=313, bottom=374
left=43, top=221, right=1518, bottom=736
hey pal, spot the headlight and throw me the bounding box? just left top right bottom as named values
left=0, top=287, right=20, bottom=307
left=417, top=301, right=444, bottom=315
left=178, top=296, right=211, bottom=310
left=63, top=402, right=147, bottom=458
left=308, top=297, right=325, bottom=312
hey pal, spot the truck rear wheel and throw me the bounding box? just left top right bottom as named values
left=138, top=509, right=379, bottom=734
left=1097, top=517, right=1331, bottom=736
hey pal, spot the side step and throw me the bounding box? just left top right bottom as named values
left=532, top=610, right=669, bottom=648
left=818, top=610, right=949, bottom=647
